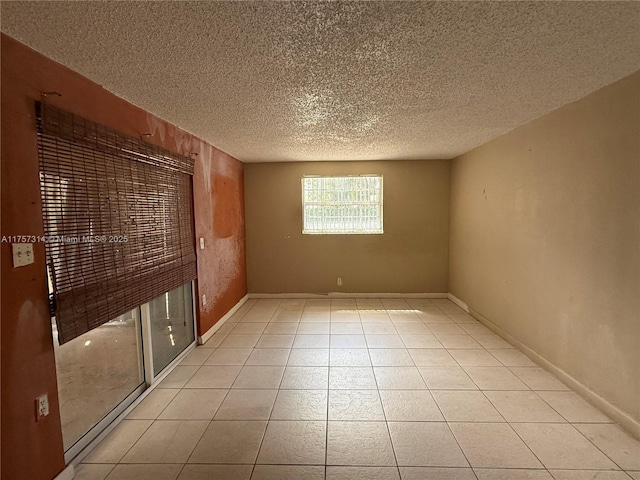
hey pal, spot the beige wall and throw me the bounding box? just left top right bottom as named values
left=245, top=160, right=450, bottom=294
left=450, top=72, right=640, bottom=424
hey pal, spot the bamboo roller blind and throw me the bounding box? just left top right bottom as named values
left=36, top=102, right=197, bottom=344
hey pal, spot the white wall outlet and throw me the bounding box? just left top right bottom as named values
left=337, top=276, right=343, bottom=286
left=36, top=394, right=49, bottom=420
left=202, top=294, right=207, bottom=306
left=199, top=237, right=205, bottom=250
left=12, top=243, right=34, bottom=267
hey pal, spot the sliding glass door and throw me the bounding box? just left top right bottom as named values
left=52, top=282, right=195, bottom=460
left=53, top=308, right=145, bottom=452
left=147, top=282, right=195, bottom=376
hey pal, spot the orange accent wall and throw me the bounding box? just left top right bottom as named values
left=0, top=34, right=247, bottom=480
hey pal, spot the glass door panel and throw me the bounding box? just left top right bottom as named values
left=53, top=308, right=144, bottom=450
left=148, top=282, right=195, bottom=375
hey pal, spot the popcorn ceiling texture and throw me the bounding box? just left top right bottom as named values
left=1, top=1, right=638, bottom=162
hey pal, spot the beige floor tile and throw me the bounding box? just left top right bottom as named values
left=399, top=334, right=443, bottom=348
left=83, top=420, right=152, bottom=463
left=256, top=334, right=295, bottom=349
left=574, top=423, right=640, bottom=470
left=379, top=390, right=444, bottom=421
left=203, top=333, right=228, bottom=348
left=188, top=420, right=267, bottom=464
left=428, top=324, right=467, bottom=335
left=331, top=313, right=362, bottom=323
left=536, top=391, right=612, bottom=423
left=330, top=349, right=372, bottom=366
left=105, top=464, right=182, bottom=480
left=360, top=314, right=393, bottom=323
left=178, top=465, right=253, bottom=480
left=232, top=323, right=268, bottom=335
left=629, top=472, right=640, bottom=479
left=214, top=389, right=277, bottom=420
left=180, top=348, right=214, bottom=366
left=294, top=334, right=331, bottom=348
left=549, top=471, right=632, bottom=480
left=122, top=420, right=208, bottom=463
left=127, top=389, right=180, bottom=420
left=472, top=335, right=513, bottom=349
left=374, top=366, right=427, bottom=389
left=449, top=350, right=502, bottom=367
left=447, top=313, right=478, bottom=324
left=270, top=313, right=302, bottom=323
left=420, top=313, right=454, bottom=324
left=474, top=468, right=552, bottom=479
left=204, top=348, right=253, bottom=365
left=418, top=366, right=478, bottom=389
left=185, top=365, right=242, bottom=388
left=366, top=334, right=406, bottom=348
left=271, top=390, right=328, bottom=420
left=394, top=323, right=431, bottom=335
left=281, top=366, right=329, bottom=389
left=331, top=334, right=368, bottom=348
left=326, top=466, right=400, bottom=479
left=219, top=335, right=261, bottom=348
left=449, top=423, right=542, bottom=468
left=484, top=391, right=565, bottom=423
left=331, top=322, right=364, bottom=334
left=288, top=348, right=330, bottom=366
left=74, top=464, right=115, bottom=480
left=252, top=465, right=324, bottom=480
left=435, top=335, right=482, bottom=349
left=263, top=323, right=299, bottom=335
left=369, top=349, right=415, bottom=366
left=363, top=323, right=398, bottom=335
left=157, top=366, right=199, bottom=389
left=487, top=349, right=535, bottom=366
left=301, top=313, right=331, bottom=322
left=327, top=421, right=396, bottom=466
left=297, top=323, right=330, bottom=334
left=511, top=423, right=618, bottom=470
left=459, top=324, right=493, bottom=336
left=399, top=467, right=476, bottom=479
left=388, top=422, right=468, bottom=467
left=233, top=366, right=285, bottom=389
left=432, top=391, right=504, bottom=422
left=257, top=420, right=326, bottom=464
left=409, top=349, right=458, bottom=366
left=330, top=366, right=378, bottom=389
left=329, top=390, right=385, bottom=421
left=246, top=349, right=291, bottom=366
left=159, top=389, right=226, bottom=419
left=464, top=367, right=529, bottom=390
left=509, top=367, right=569, bottom=391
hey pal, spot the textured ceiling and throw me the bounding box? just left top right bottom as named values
left=1, top=1, right=639, bottom=162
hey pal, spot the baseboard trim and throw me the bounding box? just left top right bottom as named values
left=248, top=292, right=449, bottom=299
left=447, top=293, right=470, bottom=312
left=54, top=464, right=74, bottom=480
left=453, top=294, right=640, bottom=439
left=198, top=294, right=249, bottom=344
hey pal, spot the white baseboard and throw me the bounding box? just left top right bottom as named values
left=447, top=293, right=469, bottom=312
left=54, top=464, right=74, bottom=480
left=452, top=293, right=640, bottom=439
left=198, top=294, right=249, bottom=344
left=248, top=292, right=449, bottom=299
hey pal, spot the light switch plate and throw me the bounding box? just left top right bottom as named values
left=199, top=237, right=205, bottom=250
left=12, top=243, right=34, bottom=267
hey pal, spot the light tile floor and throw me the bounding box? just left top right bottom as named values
left=76, top=298, right=640, bottom=480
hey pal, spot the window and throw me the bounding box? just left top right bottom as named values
left=302, top=175, right=383, bottom=234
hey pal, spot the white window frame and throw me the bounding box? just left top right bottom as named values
left=301, top=174, right=384, bottom=235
